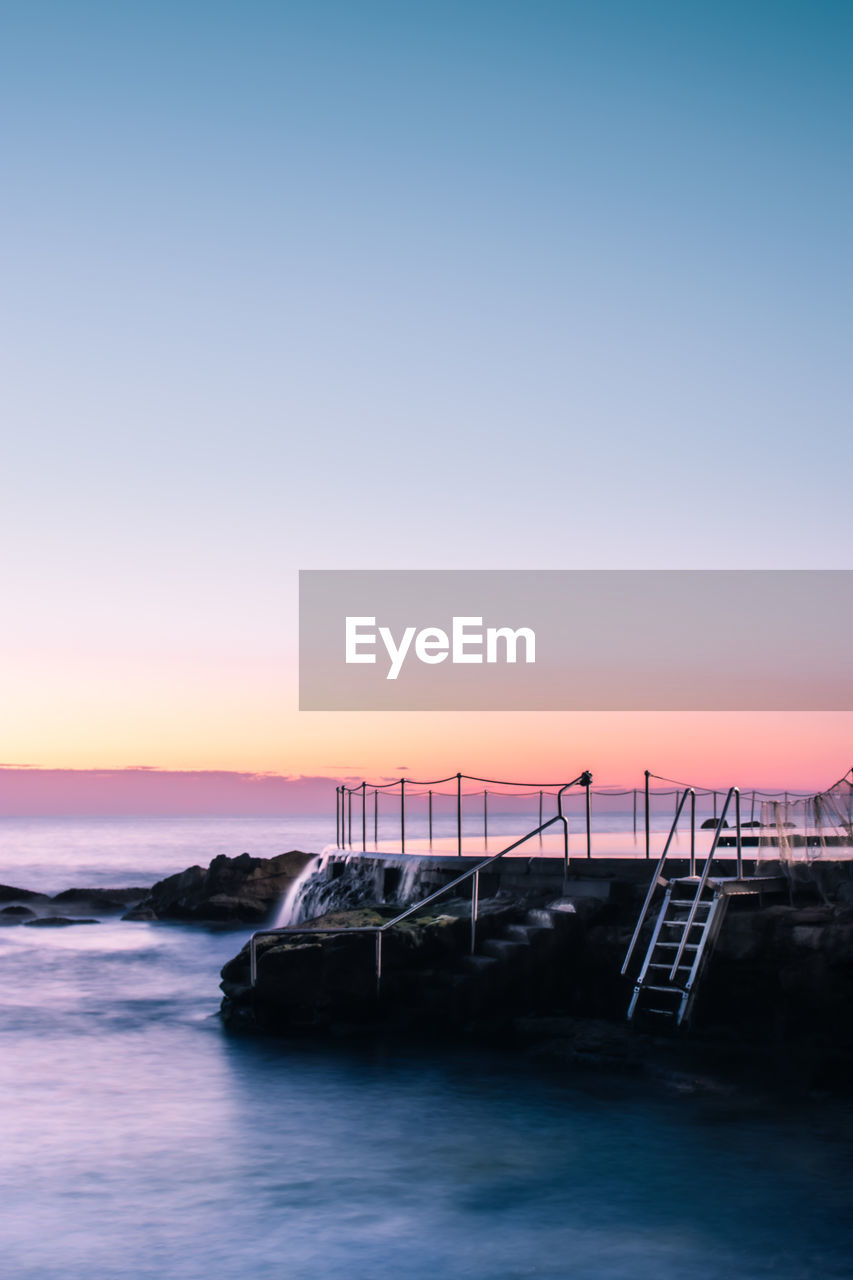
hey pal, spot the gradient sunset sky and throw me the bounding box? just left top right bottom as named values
left=2, top=1, right=851, bottom=809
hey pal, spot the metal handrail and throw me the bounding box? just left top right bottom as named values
left=668, top=786, right=740, bottom=980
left=621, top=788, right=695, bottom=976
left=250, top=772, right=591, bottom=993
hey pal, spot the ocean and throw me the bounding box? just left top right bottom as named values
left=1, top=816, right=852, bottom=1279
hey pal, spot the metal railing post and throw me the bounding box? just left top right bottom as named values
left=428, top=790, right=433, bottom=843
left=375, top=931, right=382, bottom=998
left=483, top=790, right=488, bottom=844
left=470, top=868, right=479, bottom=953
left=557, top=781, right=573, bottom=875
left=456, top=773, right=462, bottom=857
left=361, top=782, right=367, bottom=852
left=374, top=789, right=378, bottom=844
left=347, top=789, right=352, bottom=845
left=735, top=787, right=742, bottom=878
left=644, top=770, right=650, bottom=859
left=690, top=788, right=696, bottom=876
left=400, top=778, right=406, bottom=854
left=335, top=787, right=341, bottom=848
left=585, top=775, right=592, bottom=859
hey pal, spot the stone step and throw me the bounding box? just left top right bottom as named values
left=504, top=923, right=535, bottom=944
left=462, top=953, right=499, bottom=973
left=481, top=938, right=527, bottom=962
left=525, top=908, right=556, bottom=928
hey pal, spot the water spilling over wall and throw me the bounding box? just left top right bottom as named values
left=273, top=853, right=472, bottom=927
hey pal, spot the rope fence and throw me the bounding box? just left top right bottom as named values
left=333, top=768, right=853, bottom=860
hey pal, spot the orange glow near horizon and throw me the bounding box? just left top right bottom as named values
left=2, top=651, right=849, bottom=792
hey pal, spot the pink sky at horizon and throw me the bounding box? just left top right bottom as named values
left=1, top=706, right=850, bottom=814
left=6, top=644, right=850, bottom=812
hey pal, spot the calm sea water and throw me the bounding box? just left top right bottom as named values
left=1, top=818, right=852, bottom=1279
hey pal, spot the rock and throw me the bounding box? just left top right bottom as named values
left=0, top=884, right=51, bottom=905
left=791, top=925, right=826, bottom=950
left=123, top=904, right=159, bottom=921
left=52, top=887, right=150, bottom=913
left=0, top=905, right=35, bottom=917
left=701, top=818, right=729, bottom=829
left=834, top=881, right=853, bottom=906
left=123, top=851, right=317, bottom=923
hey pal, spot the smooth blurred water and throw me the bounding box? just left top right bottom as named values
left=2, top=821, right=853, bottom=1278
left=0, top=815, right=332, bottom=894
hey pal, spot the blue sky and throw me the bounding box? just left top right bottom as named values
left=1, top=1, right=851, bottom=783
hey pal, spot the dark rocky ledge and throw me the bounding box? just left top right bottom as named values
left=122, top=851, right=316, bottom=923
left=219, top=858, right=853, bottom=1094
left=0, top=884, right=150, bottom=924
left=0, top=851, right=317, bottom=926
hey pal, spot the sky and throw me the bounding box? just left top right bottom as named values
left=1, top=1, right=851, bottom=810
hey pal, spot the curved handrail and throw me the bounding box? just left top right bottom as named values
left=250, top=773, right=590, bottom=989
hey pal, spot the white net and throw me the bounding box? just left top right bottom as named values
left=758, top=772, right=853, bottom=863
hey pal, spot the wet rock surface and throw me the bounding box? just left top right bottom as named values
left=122, top=851, right=317, bottom=923
left=25, top=916, right=99, bottom=927
left=0, top=884, right=51, bottom=905
left=0, top=851, right=319, bottom=927
left=0, top=884, right=149, bottom=924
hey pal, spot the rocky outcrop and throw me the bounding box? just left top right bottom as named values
left=0, top=884, right=51, bottom=906
left=53, top=887, right=149, bottom=911
left=0, top=904, right=36, bottom=920
left=0, top=884, right=149, bottom=924
left=123, top=851, right=316, bottom=923
left=25, top=916, right=99, bottom=927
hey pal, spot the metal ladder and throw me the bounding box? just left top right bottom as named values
left=622, top=785, right=745, bottom=1028
left=627, top=876, right=729, bottom=1026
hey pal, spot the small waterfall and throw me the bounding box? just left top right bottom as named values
left=396, top=857, right=421, bottom=905
left=274, top=855, right=325, bottom=927
left=272, top=853, right=452, bottom=929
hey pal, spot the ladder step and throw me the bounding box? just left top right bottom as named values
left=626, top=880, right=728, bottom=1025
